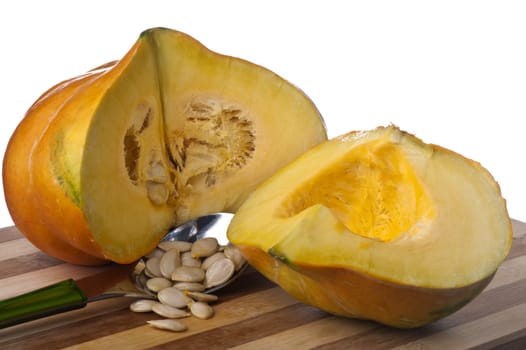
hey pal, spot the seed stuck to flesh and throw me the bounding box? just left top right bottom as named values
left=147, top=319, right=187, bottom=332
left=146, top=181, right=169, bottom=206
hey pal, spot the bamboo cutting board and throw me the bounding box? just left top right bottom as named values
left=1, top=219, right=525, bottom=350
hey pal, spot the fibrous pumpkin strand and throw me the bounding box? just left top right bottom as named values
left=280, top=141, right=434, bottom=242
left=122, top=94, right=257, bottom=211
left=170, top=96, right=256, bottom=182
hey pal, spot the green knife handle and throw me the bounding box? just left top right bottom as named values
left=0, top=279, right=87, bottom=328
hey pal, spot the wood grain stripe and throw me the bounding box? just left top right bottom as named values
left=308, top=278, right=526, bottom=350
left=1, top=252, right=62, bottom=280
left=488, top=330, right=526, bottom=350
left=0, top=238, right=39, bottom=262
left=486, top=254, right=526, bottom=291
left=152, top=303, right=330, bottom=350
left=511, top=219, right=526, bottom=238
left=314, top=323, right=427, bottom=350
left=391, top=302, right=526, bottom=350
left=229, top=316, right=378, bottom=350
left=63, top=287, right=299, bottom=350
left=0, top=226, right=22, bottom=243
left=508, top=233, right=526, bottom=260
left=0, top=263, right=111, bottom=299
left=442, top=278, right=526, bottom=329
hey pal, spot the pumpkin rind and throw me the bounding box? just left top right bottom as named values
left=3, top=68, right=112, bottom=265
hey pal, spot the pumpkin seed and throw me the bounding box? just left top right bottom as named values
left=158, top=240, right=192, bottom=253
left=191, top=237, right=219, bottom=258
left=145, top=256, right=162, bottom=277
left=173, top=282, right=206, bottom=292
left=189, top=301, right=214, bottom=319
left=146, top=277, right=172, bottom=293
left=171, top=266, right=205, bottom=283
left=146, top=181, right=169, bottom=206
left=134, top=236, right=247, bottom=332
left=159, top=248, right=181, bottom=278
left=205, top=258, right=235, bottom=288
left=145, top=247, right=165, bottom=259
left=185, top=291, right=219, bottom=303
left=201, top=252, right=226, bottom=271
left=152, top=303, right=190, bottom=319
left=181, top=251, right=202, bottom=268
left=157, top=286, right=193, bottom=308
left=224, top=245, right=246, bottom=270
left=147, top=319, right=187, bottom=332
left=130, top=299, right=157, bottom=313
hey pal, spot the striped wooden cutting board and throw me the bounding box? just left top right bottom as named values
left=1, top=219, right=525, bottom=349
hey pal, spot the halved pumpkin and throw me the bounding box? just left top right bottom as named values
left=3, top=28, right=327, bottom=265
left=227, top=125, right=512, bottom=328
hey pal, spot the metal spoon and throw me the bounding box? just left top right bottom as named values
left=163, top=212, right=234, bottom=246
left=0, top=212, right=244, bottom=328
left=132, top=212, right=246, bottom=296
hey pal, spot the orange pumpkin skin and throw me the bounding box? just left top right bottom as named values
left=3, top=45, right=140, bottom=265
left=238, top=246, right=492, bottom=328
left=3, top=70, right=108, bottom=265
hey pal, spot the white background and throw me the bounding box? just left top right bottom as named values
left=1, top=0, right=525, bottom=228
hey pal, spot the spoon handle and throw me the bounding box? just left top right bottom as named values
left=0, top=279, right=87, bottom=329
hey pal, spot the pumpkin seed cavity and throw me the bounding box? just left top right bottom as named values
left=122, top=95, right=256, bottom=209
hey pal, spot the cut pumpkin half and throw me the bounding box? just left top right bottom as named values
left=228, top=125, right=512, bottom=327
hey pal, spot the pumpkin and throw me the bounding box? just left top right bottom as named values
left=227, top=125, right=512, bottom=328
left=2, top=28, right=327, bottom=265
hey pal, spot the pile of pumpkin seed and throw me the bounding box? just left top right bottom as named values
left=130, top=237, right=246, bottom=332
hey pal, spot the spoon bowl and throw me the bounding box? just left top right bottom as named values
left=133, top=212, right=246, bottom=295
left=164, top=213, right=234, bottom=245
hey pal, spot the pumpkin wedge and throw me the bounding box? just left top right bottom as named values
left=227, top=125, right=512, bottom=328
left=3, top=28, right=327, bottom=265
